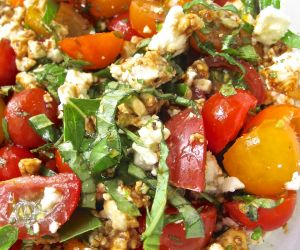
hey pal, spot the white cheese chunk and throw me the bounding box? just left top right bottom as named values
left=32, top=223, right=40, bottom=234
left=253, top=6, right=290, bottom=45
left=40, top=187, right=62, bottom=212
left=49, top=221, right=60, bottom=234
left=148, top=5, right=203, bottom=56
left=285, top=172, right=300, bottom=190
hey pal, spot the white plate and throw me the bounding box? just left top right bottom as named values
left=251, top=1, right=299, bottom=249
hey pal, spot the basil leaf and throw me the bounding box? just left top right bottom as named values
left=61, top=54, right=91, bottom=69
left=58, top=142, right=96, bottom=208
left=104, top=179, right=141, bottom=217
left=34, top=64, right=67, bottom=100
left=93, top=67, right=112, bottom=78
left=234, top=45, right=260, bottom=62
left=251, top=226, right=263, bottom=241
left=2, top=118, right=10, bottom=141
left=43, top=0, right=59, bottom=25
left=59, top=208, right=102, bottom=242
left=282, top=30, right=300, bottom=49
left=259, top=0, right=280, bottom=10
left=90, top=83, right=135, bottom=175
left=68, top=98, right=100, bottom=116
left=128, top=164, right=204, bottom=239
left=242, top=0, right=259, bottom=17
left=29, top=114, right=59, bottom=143
left=220, top=83, right=237, bottom=97
left=183, top=0, right=239, bottom=15
left=142, top=133, right=169, bottom=249
left=0, top=225, right=18, bottom=250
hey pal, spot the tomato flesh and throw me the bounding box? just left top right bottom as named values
left=202, top=90, right=257, bottom=154
left=55, top=150, right=73, bottom=173
left=0, top=173, right=81, bottom=239
left=0, top=145, right=35, bottom=181
left=224, top=192, right=297, bottom=231
left=166, top=108, right=206, bottom=192
left=87, top=0, right=131, bottom=18
left=223, top=120, right=300, bottom=196
left=108, top=12, right=139, bottom=41
left=160, top=205, right=217, bottom=250
left=5, top=88, right=59, bottom=149
left=0, top=39, right=18, bottom=86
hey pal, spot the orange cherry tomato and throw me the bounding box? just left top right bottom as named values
left=223, top=120, right=300, bottom=196
left=244, top=104, right=300, bottom=135
left=8, top=0, right=24, bottom=7
left=59, top=32, right=124, bottom=70
left=224, top=192, right=297, bottom=231
left=87, top=0, right=131, bottom=18
left=129, top=0, right=165, bottom=38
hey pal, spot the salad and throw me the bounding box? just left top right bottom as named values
left=0, top=0, right=300, bottom=249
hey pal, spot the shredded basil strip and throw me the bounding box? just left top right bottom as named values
left=142, top=133, right=169, bottom=250
left=0, top=225, right=18, bottom=250
left=258, top=0, right=280, bottom=10
left=183, top=0, right=239, bottom=15
left=282, top=30, right=300, bottom=49
left=89, top=83, right=135, bottom=175
left=104, top=179, right=141, bottom=217
left=251, top=226, right=263, bottom=241
left=192, top=33, right=246, bottom=82
left=58, top=142, right=96, bottom=208
left=1, top=118, right=10, bottom=141
left=128, top=164, right=204, bottom=239
left=242, top=0, right=260, bottom=17
left=42, top=0, right=59, bottom=25
left=59, top=208, right=102, bottom=242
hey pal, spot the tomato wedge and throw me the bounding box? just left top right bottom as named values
left=224, top=192, right=297, bottom=231
left=55, top=150, right=73, bottom=173
left=202, top=90, right=257, bottom=154
left=108, top=12, right=139, bottom=41
left=59, top=32, right=124, bottom=70
left=160, top=205, right=217, bottom=250
left=166, top=108, right=206, bottom=192
left=205, top=56, right=266, bottom=105
left=0, top=173, right=81, bottom=239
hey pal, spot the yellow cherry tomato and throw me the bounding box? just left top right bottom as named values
left=25, top=4, right=50, bottom=37
left=0, top=98, right=5, bottom=144
left=223, top=120, right=300, bottom=196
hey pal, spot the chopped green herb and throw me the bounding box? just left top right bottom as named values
left=220, top=83, right=237, bottom=97
left=0, top=225, right=18, bottom=250
left=251, top=226, right=263, bottom=241
left=259, top=0, right=280, bottom=10
left=1, top=118, right=10, bottom=142
left=282, top=30, right=300, bottom=49
left=42, top=0, right=59, bottom=25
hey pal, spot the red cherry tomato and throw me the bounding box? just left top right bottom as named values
left=160, top=205, right=217, bottom=250
left=202, top=90, right=257, bottom=154
left=55, top=150, right=73, bottom=173
left=0, top=145, right=35, bottom=181
left=0, top=39, right=18, bottom=86
left=166, top=108, right=206, bottom=192
left=224, top=192, right=297, bottom=231
left=5, top=88, right=59, bottom=149
left=213, top=0, right=228, bottom=6
left=0, top=173, right=81, bottom=239
left=10, top=240, right=22, bottom=250
left=205, top=56, right=266, bottom=105
left=108, top=12, right=139, bottom=41
left=45, top=159, right=58, bottom=172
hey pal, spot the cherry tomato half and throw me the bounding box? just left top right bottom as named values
left=205, top=56, right=266, bottom=105
left=108, top=12, right=139, bottom=41
left=202, top=90, right=257, bottom=154
left=223, top=120, right=300, bottom=196
left=160, top=205, right=217, bottom=250
left=87, top=0, right=131, bottom=18
left=0, top=39, right=18, bottom=86
left=5, top=88, right=59, bottom=149
left=0, top=145, right=35, bottom=181
left=0, top=173, right=81, bottom=239
left=55, top=150, right=73, bottom=173
left=166, top=108, right=206, bottom=192
left=224, top=192, right=297, bottom=231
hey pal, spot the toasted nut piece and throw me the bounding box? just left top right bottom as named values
left=18, top=158, right=42, bottom=176
left=216, top=228, right=249, bottom=250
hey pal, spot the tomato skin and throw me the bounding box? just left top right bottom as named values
left=166, top=108, right=206, bottom=192
left=10, top=240, right=22, bottom=250
left=202, top=90, right=257, bottom=154
left=0, top=39, right=18, bottom=86
left=55, top=150, right=73, bottom=173
left=223, top=120, right=300, bottom=196
left=213, top=0, right=227, bottom=6
left=59, top=32, right=124, bottom=70
left=0, top=145, right=35, bottom=181
left=87, top=0, right=131, bottom=18
left=5, top=88, right=59, bottom=149
left=108, top=12, right=139, bottom=41
left=129, top=0, right=165, bottom=38
left=160, top=205, right=217, bottom=250
left=205, top=56, right=266, bottom=105
left=224, top=192, right=297, bottom=231
left=0, top=97, right=6, bottom=144
left=0, top=173, right=81, bottom=239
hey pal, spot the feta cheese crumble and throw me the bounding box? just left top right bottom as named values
left=132, top=116, right=170, bottom=170
left=40, top=187, right=62, bottom=212
left=285, top=172, right=300, bottom=190
left=253, top=6, right=291, bottom=46
left=148, top=6, right=203, bottom=56
left=32, top=222, right=40, bottom=234
left=58, top=69, right=94, bottom=112
left=49, top=221, right=60, bottom=234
